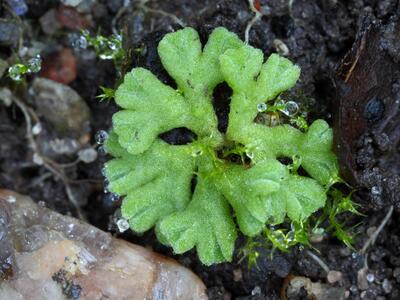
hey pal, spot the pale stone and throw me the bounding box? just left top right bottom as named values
left=0, top=190, right=207, bottom=300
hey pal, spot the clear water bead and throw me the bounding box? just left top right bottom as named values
left=116, top=218, right=130, bottom=233
left=28, top=55, right=42, bottom=73
left=282, top=101, right=299, bottom=116
left=191, top=148, right=203, bottom=157
left=371, top=186, right=381, bottom=195
left=101, top=168, right=108, bottom=179
left=8, top=65, right=23, bottom=81
left=251, top=286, right=261, bottom=296
left=99, top=53, right=113, bottom=60
left=76, top=35, right=88, bottom=49
left=103, top=183, right=109, bottom=194
left=246, top=151, right=254, bottom=159
left=32, top=123, right=42, bottom=135
left=257, top=103, right=267, bottom=112
left=97, top=145, right=107, bottom=156
left=366, top=273, right=375, bottom=283
left=33, top=153, right=44, bottom=165
left=95, top=130, right=108, bottom=144
left=286, top=231, right=295, bottom=242
left=108, top=41, right=117, bottom=51
left=103, top=193, right=119, bottom=208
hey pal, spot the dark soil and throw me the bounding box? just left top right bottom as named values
left=1, top=0, right=399, bottom=299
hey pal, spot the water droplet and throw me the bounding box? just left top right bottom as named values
left=287, top=231, right=295, bottom=242
left=27, top=55, right=42, bottom=73
left=8, top=65, right=23, bottom=81
left=191, top=148, right=203, bottom=157
left=103, top=179, right=110, bottom=193
left=313, top=227, right=325, bottom=235
left=97, top=145, right=107, bottom=156
left=371, top=186, right=381, bottom=196
left=349, top=285, right=358, bottom=293
left=32, top=153, right=44, bottom=165
left=246, top=151, right=254, bottom=159
left=257, top=103, right=267, bottom=112
left=116, top=218, right=130, bottom=233
left=251, top=286, right=261, bottom=296
left=108, top=41, right=117, bottom=51
left=382, top=278, right=393, bottom=294
left=95, top=130, right=108, bottom=144
left=67, top=223, right=75, bottom=234
left=32, top=123, right=42, bottom=135
left=104, top=193, right=119, bottom=207
left=366, top=273, right=375, bottom=282
left=99, top=53, right=113, bottom=60
left=282, top=101, right=299, bottom=116
left=76, top=34, right=88, bottom=49
left=275, top=98, right=285, bottom=108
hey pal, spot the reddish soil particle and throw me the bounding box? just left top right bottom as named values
left=40, top=48, right=77, bottom=84
left=56, top=5, right=90, bottom=30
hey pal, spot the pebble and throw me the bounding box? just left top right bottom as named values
left=5, top=0, right=28, bottom=16
left=75, top=0, right=96, bottom=13
left=106, top=0, right=124, bottom=13
left=77, top=148, right=97, bottom=163
left=0, top=20, right=20, bottom=48
left=0, top=88, right=13, bottom=107
left=358, top=267, right=370, bottom=290
left=49, top=138, right=80, bottom=155
left=327, top=270, right=343, bottom=283
left=56, top=5, right=90, bottom=30
left=31, top=78, right=90, bottom=138
left=233, top=268, right=242, bottom=282
left=61, top=0, right=84, bottom=7
left=339, top=247, right=351, bottom=257
left=393, top=267, right=400, bottom=282
left=382, top=278, right=392, bottom=294
left=39, top=9, right=62, bottom=35
left=0, top=190, right=207, bottom=299
left=366, top=226, right=377, bottom=237
left=40, top=48, right=77, bottom=84
left=273, top=39, right=290, bottom=56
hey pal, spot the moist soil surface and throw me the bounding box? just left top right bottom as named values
left=0, top=0, right=400, bottom=299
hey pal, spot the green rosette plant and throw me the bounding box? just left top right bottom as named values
left=103, top=27, right=339, bottom=265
